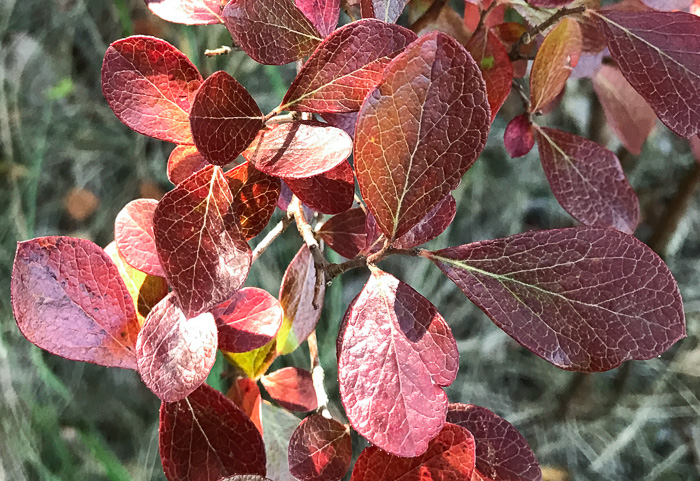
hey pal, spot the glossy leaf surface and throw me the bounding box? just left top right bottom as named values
left=144, top=0, right=224, bottom=25
left=317, top=207, right=367, bottom=259
left=262, top=402, right=301, bottom=481
left=295, top=0, right=340, bottom=37
left=160, top=383, right=266, bottom=481
left=535, top=126, right=640, bottom=234
left=338, top=269, right=458, bottom=456
left=355, top=32, right=490, bottom=240
left=360, top=0, right=409, bottom=23
left=504, top=114, right=535, bottom=158
left=429, top=227, right=686, bottom=372
left=102, top=36, right=202, bottom=143
left=115, top=199, right=164, bottom=277
left=225, top=162, right=281, bottom=240
left=154, top=165, right=252, bottom=317
left=393, top=195, right=456, bottom=249
left=288, top=415, right=352, bottom=481
left=466, top=30, right=514, bottom=121
left=228, top=377, right=264, bottom=434
left=190, top=71, right=263, bottom=167
left=261, top=367, right=317, bottom=412
left=11, top=237, right=140, bottom=369
left=284, top=161, right=354, bottom=215
left=168, top=145, right=208, bottom=185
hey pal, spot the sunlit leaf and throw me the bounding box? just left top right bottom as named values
left=167, top=144, right=208, bottom=185
left=284, top=161, right=354, bottom=215
left=317, top=207, right=367, bottom=259
left=360, top=0, right=409, bottom=23
left=115, top=199, right=165, bottom=277
left=261, top=367, right=318, bottom=412
left=144, top=0, right=225, bottom=25
left=223, top=341, right=278, bottom=380
left=228, top=377, right=264, bottom=434
left=504, top=114, right=535, bottom=158
left=225, top=162, right=281, bottom=239
left=288, top=415, right=351, bottom=481
left=296, top=0, right=340, bottom=37
left=392, top=195, right=456, bottom=249
left=466, top=29, right=514, bottom=121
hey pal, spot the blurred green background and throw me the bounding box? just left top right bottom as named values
left=1, top=1, right=699, bottom=480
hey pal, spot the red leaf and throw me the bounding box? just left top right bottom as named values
left=288, top=415, right=352, bottom=481
left=447, top=404, right=542, bottom=481
left=101, top=36, right=202, bottom=144
left=223, top=0, right=322, bottom=65
left=504, top=114, right=535, bottom=158
left=361, top=211, right=384, bottom=255
left=529, top=18, right=582, bottom=114
left=261, top=367, right=318, bottom=412
left=338, top=269, right=458, bottom=456
left=393, top=195, right=456, bottom=249
left=153, top=165, right=252, bottom=317
left=160, top=383, right=267, bottom=480
left=11, top=236, right=140, bottom=369
left=144, top=0, right=225, bottom=25
left=277, top=245, right=324, bottom=354
left=295, top=0, right=340, bottom=37
left=321, top=112, right=358, bottom=138
left=592, top=64, right=656, bottom=155
left=360, top=0, right=409, bottom=23
left=597, top=11, right=700, bottom=137
left=466, top=30, right=514, bottom=121
left=228, top=377, right=264, bottom=435
left=225, top=162, right=281, bottom=240
left=427, top=226, right=686, bottom=372
left=212, top=287, right=283, bottom=353
left=317, top=207, right=367, bottom=259
left=137, top=294, right=217, bottom=401
left=115, top=199, right=165, bottom=277
left=168, top=145, right=209, bottom=185
left=350, top=423, right=476, bottom=481
left=220, top=476, right=273, bottom=481
left=534, top=126, right=640, bottom=233
left=284, top=161, right=354, bottom=215
left=355, top=32, right=490, bottom=241
left=243, top=121, right=352, bottom=179
left=282, top=19, right=416, bottom=113
left=190, top=71, right=263, bottom=167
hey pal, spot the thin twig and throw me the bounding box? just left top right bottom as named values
left=308, top=331, right=331, bottom=418
left=509, top=5, right=587, bottom=61
left=204, top=45, right=232, bottom=57
left=251, top=215, right=293, bottom=262
left=474, top=0, right=498, bottom=36
left=290, top=196, right=328, bottom=309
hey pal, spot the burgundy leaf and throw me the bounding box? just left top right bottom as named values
left=168, top=145, right=208, bottom=185
left=361, top=211, right=384, bottom=255
left=321, top=112, right=357, bottom=138
left=288, top=415, right=352, bottom=481
left=190, top=71, right=263, bottom=167
left=153, top=165, right=252, bottom=317
left=212, top=287, right=283, bottom=353
left=597, top=10, right=700, bottom=137
left=428, top=226, right=686, bottom=372
left=355, top=32, right=490, bottom=241
left=295, top=0, right=340, bottom=37
left=317, top=207, right=367, bottom=259
left=144, top=0, right=225, bottom=25
left=136, top=294, right=217, bottom=402
left=504, top=114, right=535, bottom=159
left=11, top=236, right=140, bottom=369
left=102, top=36, right=202, bottom=144
left=283, top=161, right=354, bottom=215
left=115, top=199, right=165, bottom=277
left=447, top=404, right=542, bottom=481
left=220, top=476, right=273, bottom=481
left=338, top=269, right=458, bottom=456
left=360, top=0, right=409, bottom=23
left=225, top=162, right=281, bottom=240
left=535, top=126, right=640, bottom=233
left=640, top=0, right=694, bottom=10
left=243, top=121, right=352, bottom=179
left=393, top=195, right=456, bottom=249
left=282, top=19, right=416, bottom=113
left=350, top=423, right=476, bottom=481
left=223, top=0, right=322, bottom=65
left=528, top=0, right=573, bottom=6
left=160, top=383, right=267, bottom=481
left=261, top=367, right=318, bottom=412
left=228, top=377, right=264, bottom=434
left=466, top=29, right=514, bottom=121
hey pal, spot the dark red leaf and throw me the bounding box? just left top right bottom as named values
left=361, top=211, right=384, bottom=255
left=212, top=287, right=283, bottom=353
left=144, top=0, right=225, bottom=25
left=261, top=367, right=318, bottom=412
left=137, top=293, right=217, bottom=401
left=227, top=377, right=264, bottom=434
left=190, top=71, right=263, bottom=167
left=428, top=227, right=686, bottom=372
left=504, top=114, right=535, bottom=158
left=168, top=145, right=209, bottom=185
left=466, top=30, right=514, bottom=121
left=243, top=121, right=352, bottom=179
left=338, top=269, right=458, bottom=456
left=282, top=19, right=416, bottom=113
left=295, top=0, right=340, bottom=37
left=597, top=10, right=700, bottom=137
left=355, top=32, right=490, bottom=241
left=534, top=126, right=640, bottom=233
left=223, top=0, right=322, bottom=65
left=528, top=0, right=573, bottom=6
left=284, top=161, right=354, bottom=215
left=321, top=112, right=357, bottom=138
left=102, top=36, right=202, bottom=144
left=447, top=404, right=542, bottom=481
left=225, top=162, right=281, bottom=240
left=317, top=207, right=367, bottom=259
left=220, top=476, right=273, bottom=481
left=392, top=195, right=456, bottom=249
left=115, top=199, right=165, bottom=277
left=153, top=165, right=252, bottom=317
left=350, top=423, right=476, bottom=481
left=360, top=0, right=409, bottom=23
left=160, top=383, right=267, bottom=481
left=288, top=415, right=351, bottom=481
left=11, top=236, right=140, bottom=369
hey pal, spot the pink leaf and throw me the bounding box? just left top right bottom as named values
left=392, top=195, right=456, bottom=249
left=261, top=367, right=318, bottom=412
left=144, top=0, right=225, bottom=25
left=284, top=161, right=355, bottom=215
left=504, top=114, right=535, bottom=159
left=317, top=207, right=367, bottom=259
left=360, top=0, right=409, bottom=23
left=288, top=415, right=352, bottom=481
left=167, top=145, right=209, bottom=185
left=295, top=0, right=340, bottom=37
left=115, top=199, right=165, bottom=277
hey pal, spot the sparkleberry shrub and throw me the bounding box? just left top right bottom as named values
left=10, top=0, right=699, bottom=479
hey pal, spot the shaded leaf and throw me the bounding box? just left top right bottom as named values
left=296, top=0, right=340, bottom=37
left=282, top=19, right=416, bottom=113
left=115, top=199, right=165, bottom=277
left=261, top=367, right=318, bottom=412
left=154, top=165, right=252, bottom=317
left=466, top=30, right=514, bottom=122
left=338, top=269, right=458, bottom=456
left=102, top=36, right=202, bottom=143
left=160, top=383, right=267, bottom=480
left=167, top=144, right=208, bottom=185
left=190, top=71, right=263, bottom=167
left=262, top=401, right=301, bottom=481
left=534, top=126, right=640, bottom=233
left=321, top=112, right=358, bottom=138
left=640, top=0, right=694, bottom=10
left=225, top=162, right=281, bottom=239
left=288, top=415, right=351, bottom=481
left=228, top=377, right=264, bottom=434
left=415, top=2, right=471, bottom=46
left=360, top=0, right=409, bottom=23
left=144, top=0, right=225, bottom=25
left=428, top=226, right=686, bottom=372
left=317, top=207, right=367, bottom=259
left=361, top=211, right=384, bottom=256
left=393, top=195, right=456, bottom=249
left=504, top=114, right=535, bottom=159
left=355, top=32, right=490, bottom=240
left=11, top=237, right=140, bottom=369
left=284, top=161, right=354, bottom=215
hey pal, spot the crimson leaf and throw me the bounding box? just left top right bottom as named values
left=288, top=414, right=352, bottom=481
left=227, top=377, right=264, bottom=434
left=115, top=199, right=164, bottom=277
left=392, top=195, right=456, bottom=249
left=466, top=29, right=514, bottom=121
left=144, top=0, right=225, bottom=25
left=317, top=207, right=367, bottom=259
left=167, top=145, right=208, bottom=185
left=225, top=162, right=281, bottom=240
left=360, top=0, right=409, bottom=24
left=295, top=0, right=340, bottom=37
left=504, top=114, right=535, bottom=159
left=284, top=161, right=354, bottom=215
left=261, top=367, right=318, bottom=412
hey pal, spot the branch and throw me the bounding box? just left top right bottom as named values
left=251, top=215, right=293, bottom=262
left=290, top=196, right=328, bottom=309
left=204, top=45, right=232, bottom=57
left=307, top=331, right=331, bottom=419
left=509, top=5, right=587, bottom=61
